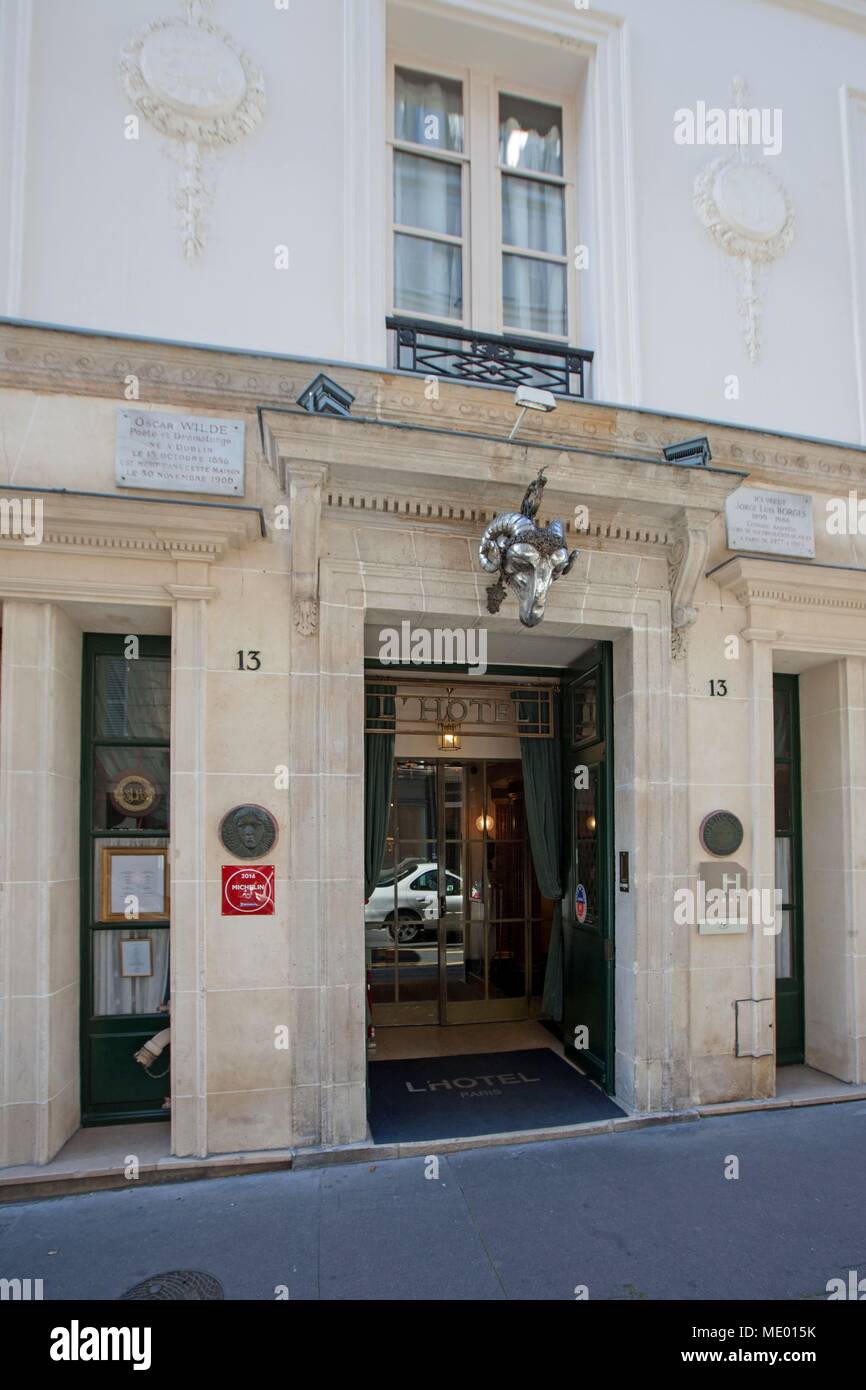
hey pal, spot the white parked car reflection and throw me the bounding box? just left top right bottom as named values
left=364, top=860, right=464, bottom=944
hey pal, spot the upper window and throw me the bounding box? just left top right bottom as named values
left=393, top=67, right=466, bottom=321
left=499, top=93, right=568, bottom=337
left=389, top=61, right=574, bottom=343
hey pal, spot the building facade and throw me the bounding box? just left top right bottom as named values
left=1, top=0, right=865, bottom=1165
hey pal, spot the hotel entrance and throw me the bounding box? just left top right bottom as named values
left=364, top=649, right=615, bottom=1074
left=363, top=650, right=623, bottom=1140
left=366, top=757, right=550, bottom=1025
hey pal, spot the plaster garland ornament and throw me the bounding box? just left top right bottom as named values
left=293, top=598, right=319, bottom=637
left=119, top=0, right=265, bottom=264
left=478, top=469, right=578, bottom=628
left=693, top=78, right=795, bottom=363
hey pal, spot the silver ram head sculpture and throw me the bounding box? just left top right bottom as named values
left=478, top=469, right=578, bottom=628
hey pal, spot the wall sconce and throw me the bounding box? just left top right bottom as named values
left=586, top=814, right=597, bottom=833
left=437, top=687, right=462, bottom=750
left=475, top=813, right=495, bottom=833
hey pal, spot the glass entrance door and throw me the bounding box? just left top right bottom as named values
left=561, top=644, right=615, bottom=1090
left=773, top=674, right=805, bottom=1064
left=366, top=758, right=548, bottom=1025
left=81, top=634, right=171, bottom=1124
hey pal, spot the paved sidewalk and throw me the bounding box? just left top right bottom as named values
left=1, top=1101, right=865, bottom=1300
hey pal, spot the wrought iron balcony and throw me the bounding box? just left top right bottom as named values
left=387, top=317, right=593, bottom=399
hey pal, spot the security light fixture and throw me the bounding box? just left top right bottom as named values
left=662, top=435, right=712, bottom=467
left=509, top=385, right=558, bottom=440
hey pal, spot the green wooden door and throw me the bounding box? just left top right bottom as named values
left=561, top=644, right=615, bottom=1090
left=773, top=674, right=805, bottom=1065
left=80, top=634, right=172, bottom=1124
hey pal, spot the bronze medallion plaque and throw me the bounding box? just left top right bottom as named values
left=699, top=810, right=744, bottom=857
left=219, top=804, right=278, bottom=860
left=111, top=770, right=160, bottom=818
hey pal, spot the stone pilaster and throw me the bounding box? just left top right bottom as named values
left=0, top=601, right=82, bottom=1165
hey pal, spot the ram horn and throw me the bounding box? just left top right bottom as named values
left=478, top=512, right=535, bottom=572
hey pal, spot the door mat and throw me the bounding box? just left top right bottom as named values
left=368, top=1048, right=624, bottom=1142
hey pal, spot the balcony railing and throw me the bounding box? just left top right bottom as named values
left=387, top=317, right=593, bottom=399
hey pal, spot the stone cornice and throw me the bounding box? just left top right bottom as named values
left=322, top=486, right=674, bottom=552
left=0, top=488, right=262, bottom=559
left=710, top=555, right=866, bottom=611
left=4, top=319, right=866, bottom=490
left=263, top=412, right=745, bottom=523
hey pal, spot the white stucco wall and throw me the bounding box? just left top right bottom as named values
left=2, top=0, right=866, bottom=440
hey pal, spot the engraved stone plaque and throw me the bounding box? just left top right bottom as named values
left=116, top=408, right=245, bottom=496
left=725, top=487, right=814, bottom=559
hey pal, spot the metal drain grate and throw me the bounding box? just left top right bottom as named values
left=120, top=1270, right=224, bottom=1301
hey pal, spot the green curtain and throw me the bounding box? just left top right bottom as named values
left=515, top=691, right=564, bottom=1023
left=364, top=684, right=396, bottom=1089
left=364, top=683, right=396, bottom=901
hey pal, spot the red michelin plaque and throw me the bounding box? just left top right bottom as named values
left=221, top=864, right=275, bottom=916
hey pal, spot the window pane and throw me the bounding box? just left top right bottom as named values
left=503, top=253, right=567, bottom=335
left=395, top=233, right=462, bottom=318
left=94, top=656, right=170, bottom=740
left=502, top=174, right=564, bottom=255
left=774, top=762, right=791, bottom=832
left=775, top=909, right=794, bottom=979
left=773, top=688, right=791, bottom=758
left=574, top=766, right=599, bottom=930
left=93, top=747, right=169, bottom=831
left=395, top=67, right=464, bottom=152
left=92, top=928, right=169, bottom=1017
left=572, top=670, right=599, bottom=745
left=395, top=152, right=461, bottom=236
left=499, top=93, right=563, bottom=174
left=775, top=836, right=793, bottom=905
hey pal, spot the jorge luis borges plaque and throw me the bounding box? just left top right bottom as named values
left=116, top=408, right=245, bottom=496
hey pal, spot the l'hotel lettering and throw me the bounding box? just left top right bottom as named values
left=400, top=694, right=514, bottom=724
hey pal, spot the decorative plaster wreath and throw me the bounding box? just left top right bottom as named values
left=693, top=83, right=795, bottom=362
left=119, top=0, right=265, bottom=263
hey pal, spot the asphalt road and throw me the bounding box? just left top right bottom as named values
left=2, top=1101, right=865, bottom=1301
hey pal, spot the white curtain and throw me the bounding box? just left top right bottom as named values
left=774, top=838, right=793, bottom=977
left=395, top=69, right=463, bottom=152
left=93, top=928, right=169, bottom=1017
left=395, top=234, right=462, bottom=319
left=499, top=114, right=562, bottom=174
left=395, top=153, right=461, bottom=237
left=503, top=255, right=567, bottom=336
left=502, top=176, right=564, bottom=256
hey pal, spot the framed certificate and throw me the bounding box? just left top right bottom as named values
left=119, top=936, right=153, bottom=978
left=100, top=846, right=169, bottom=922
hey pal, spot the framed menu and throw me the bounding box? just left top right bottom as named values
left=100, top=846, right=169, bottom=922
left=119, top=936, right=154, bottom=978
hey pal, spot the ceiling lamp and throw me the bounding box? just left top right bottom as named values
left=437, top=687, right=462, bottom=751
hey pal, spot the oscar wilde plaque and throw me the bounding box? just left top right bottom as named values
left=116, top=408, right=245, bottom=496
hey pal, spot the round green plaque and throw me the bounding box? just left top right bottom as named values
left=700, top=810, right=744, bottom=857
